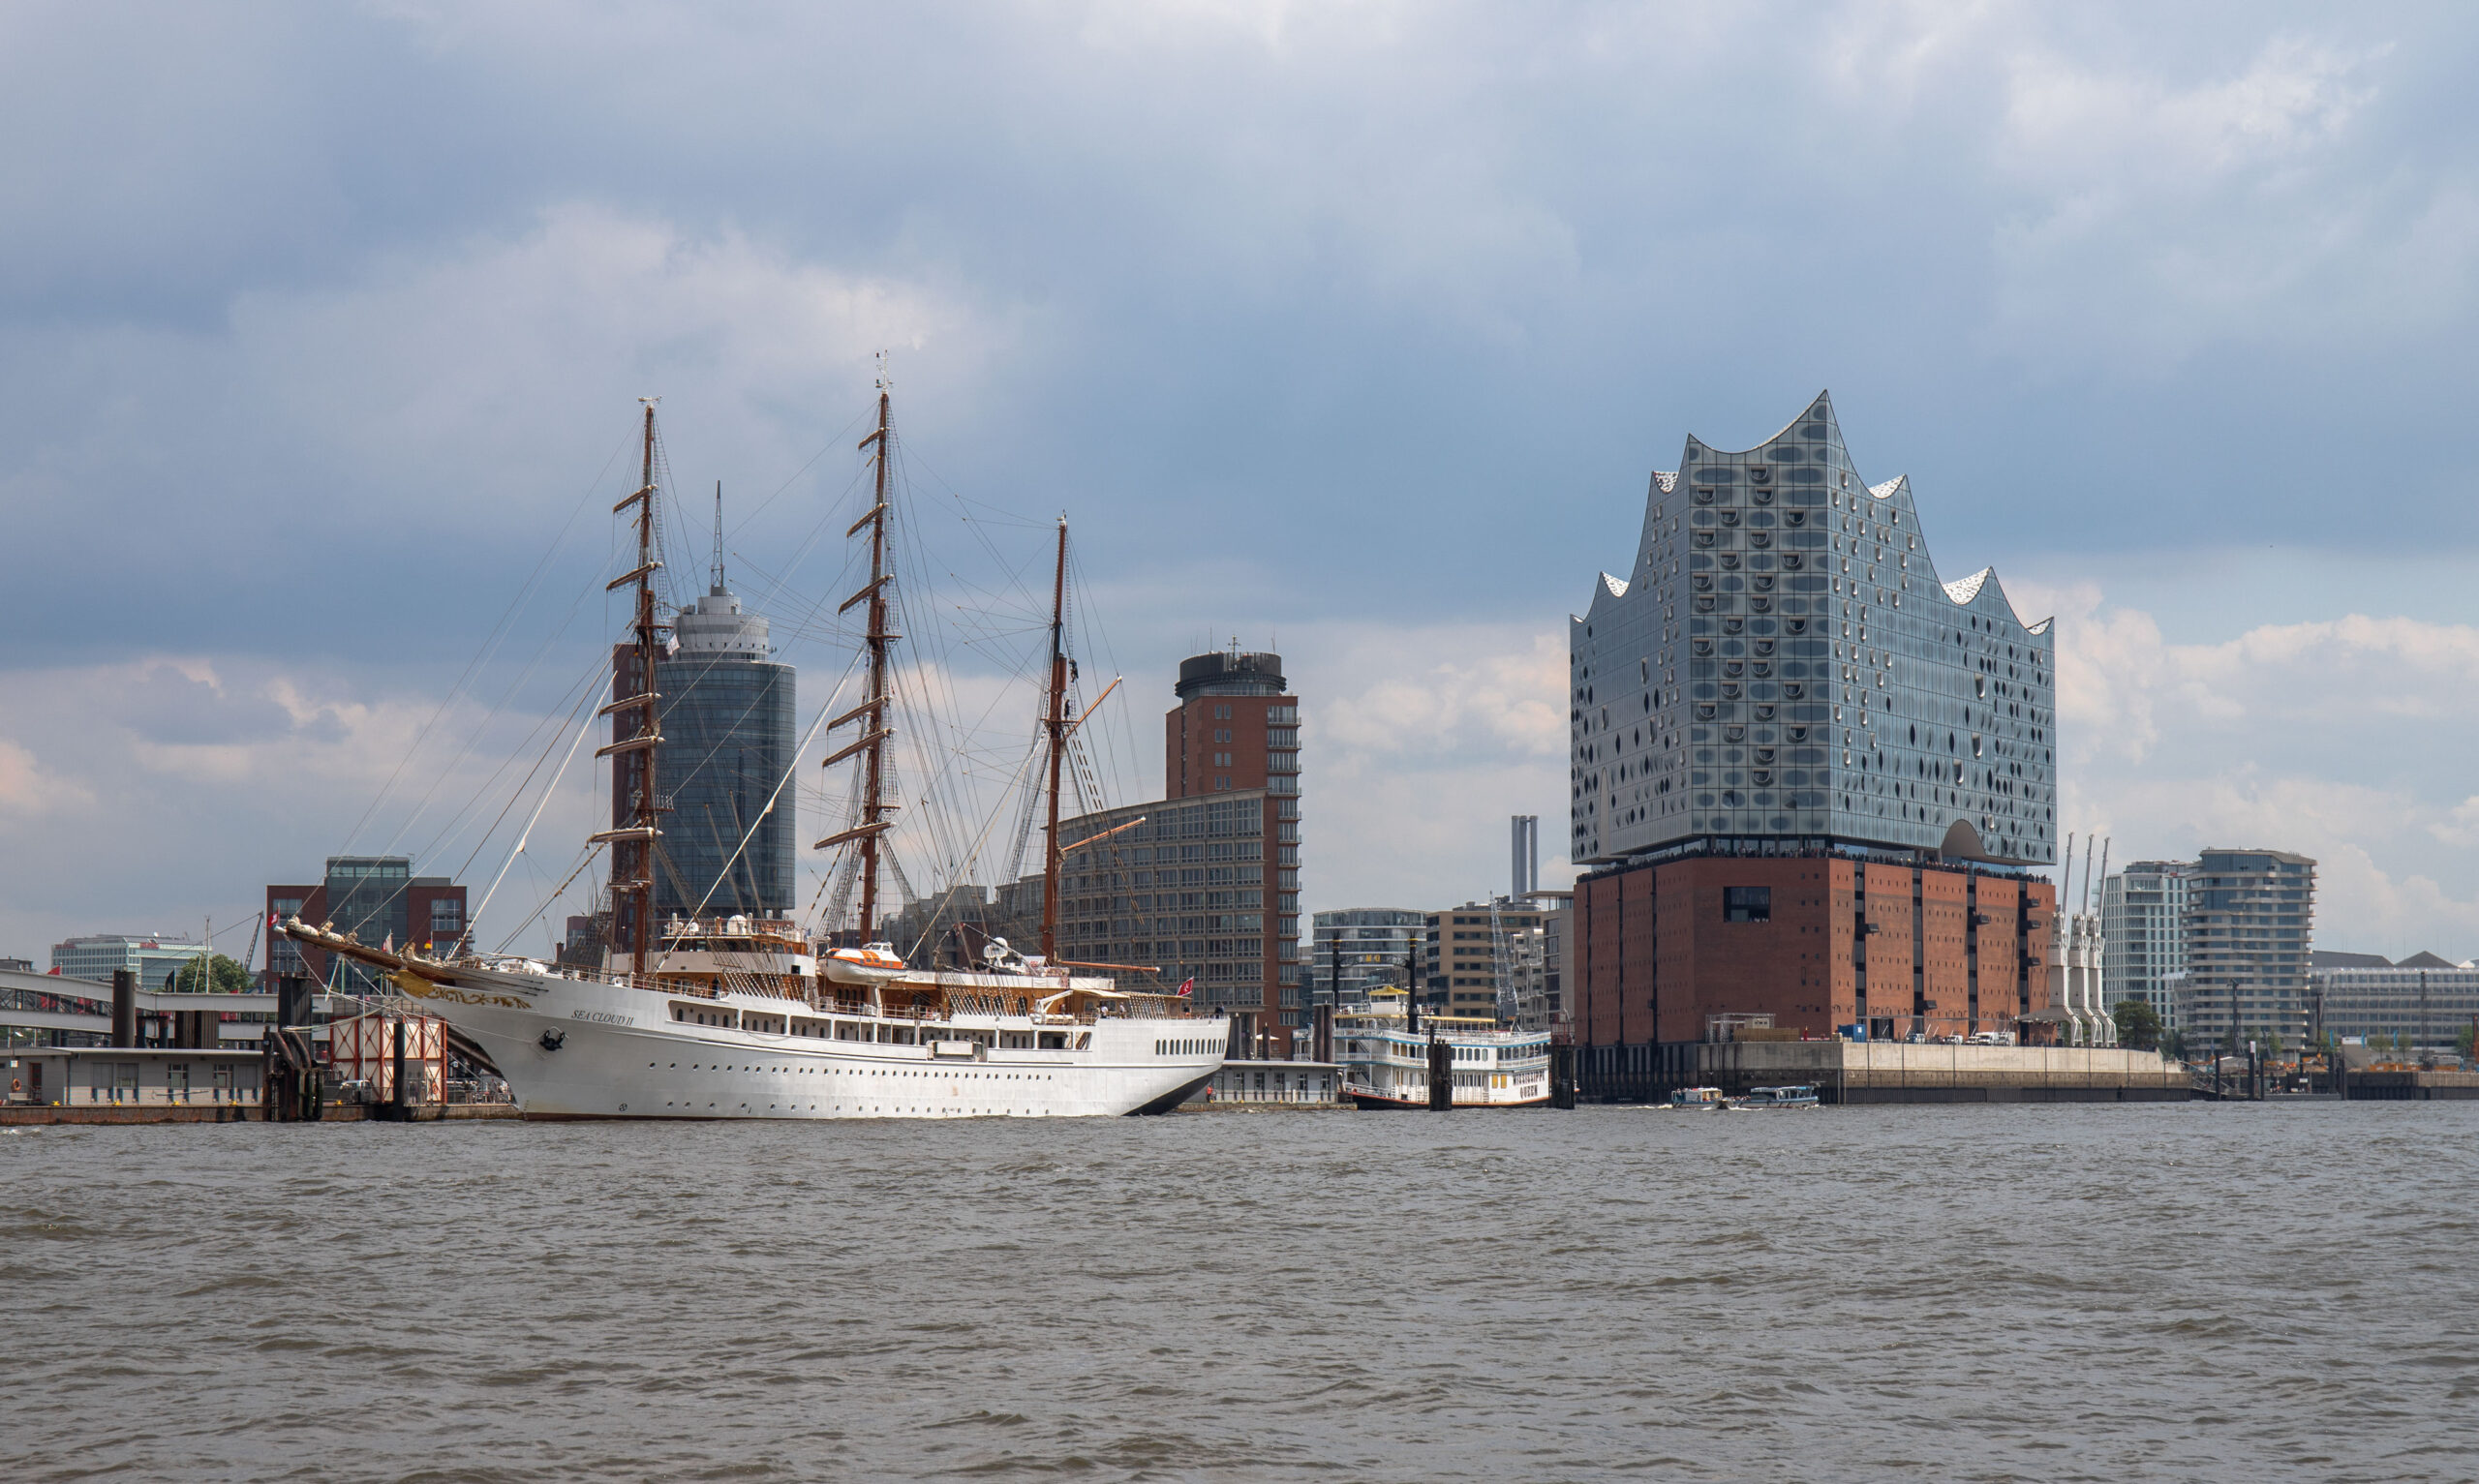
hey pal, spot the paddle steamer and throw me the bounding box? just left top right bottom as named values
left=1331, top=986, right=1551, bottom=1109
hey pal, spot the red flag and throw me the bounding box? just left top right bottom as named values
left=1177, top=977, right=1193, bottom=997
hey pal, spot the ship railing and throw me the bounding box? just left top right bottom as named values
left=656, top=915, right=804, bottom=941
left=460, top=968, right=1200, bottom=1031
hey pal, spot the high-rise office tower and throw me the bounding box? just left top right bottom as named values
left=646, top=512, right=796, bottom=920
left=1567, top=394, right=2060, bottom=1064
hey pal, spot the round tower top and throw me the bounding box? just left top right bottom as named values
left=1175, top=650, right=1285, bottom=699
left=673, top=587, right=771, bottom=659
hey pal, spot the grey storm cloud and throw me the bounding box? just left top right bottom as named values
left=6, top=0, right=2478, bottom=670
left=7, top=1, right=2479, bottom=959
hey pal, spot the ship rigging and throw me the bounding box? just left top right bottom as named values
left=279, top=367, right=1218, bottom=1120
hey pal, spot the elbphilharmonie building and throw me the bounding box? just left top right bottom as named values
left=1565, top=394, right=2064, bottom=1071
left=1569, top=391, right=2056, bottom=868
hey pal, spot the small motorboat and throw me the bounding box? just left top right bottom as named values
left=1730, top=1084, right=1820, bottom=1109
left=819, top=942, right=909, bottom=985
left=1668, top=1086, right=1728, bottom=1110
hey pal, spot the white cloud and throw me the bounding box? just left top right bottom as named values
left=2002, top=33, right=2372, bottom=180
left=2034, top=591, right=2479, bottom=956
left=0, top=738, right=94, bottom=818
left=1312, top=624, right=1566, bottom=764
left=2433, top=797, right=2479, bottom=849
left=0, top=655, right=603, bottom=961
left=1291, top=591, right=2479, bottom=954
left=1289, top=621, right=1573, bottom=914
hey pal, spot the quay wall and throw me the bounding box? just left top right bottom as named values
left=0, top=1103, right=521, bottom=1126
left=1576, top=1040, right=2189, bottom=1104
left=2346, top=1070, right=2479, bottom=1101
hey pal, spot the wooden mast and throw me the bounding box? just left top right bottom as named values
left=1039, top=518, right=1068, bottom=961
left=592, top=399, right=664, bottom=977
left=817, top=362, right=898, bottom=943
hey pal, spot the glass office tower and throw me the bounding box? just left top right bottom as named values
left=657, top=579, right=796, bottom=919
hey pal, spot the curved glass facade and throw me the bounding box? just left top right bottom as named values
left=1571, top=392, right=2056, bottom=866
left=655, top=587, right=796, bottom=917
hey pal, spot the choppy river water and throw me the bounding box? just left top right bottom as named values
left=4, top=1102, right=2475, bottom=1482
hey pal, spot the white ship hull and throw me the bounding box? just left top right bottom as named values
left=392, top=963, right=1226, bottom=1121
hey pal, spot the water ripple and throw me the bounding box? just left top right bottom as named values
left=3, top=1105, right=2476, bottom=1480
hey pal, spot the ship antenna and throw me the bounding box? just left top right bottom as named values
left=1040, top=517, right=1069, bottom=963
left=815, top=360, right=898, bottom=946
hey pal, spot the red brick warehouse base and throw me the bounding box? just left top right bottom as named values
left=1575, top=852, right=2056, bottom=1045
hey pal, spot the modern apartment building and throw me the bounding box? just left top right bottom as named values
left=1567, top=394, right=2059, bottom=1069
left=2176, top=848, right=2316, bottom=1052
left=1424, top=901, right=1546, bottom=1023
left=1308, top=909, right=1423, bottom=1008
left=2101, top=861, right=2192, bottom=1027
left=1053, top=649, right=1302, bottom=1048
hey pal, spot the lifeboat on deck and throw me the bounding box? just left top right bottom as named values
left=820, top=942, right=908, bottom=985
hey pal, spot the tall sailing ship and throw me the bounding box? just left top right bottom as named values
left=284, top=376, right=1225, bottom=1119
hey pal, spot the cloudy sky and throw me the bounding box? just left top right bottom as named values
left=5, top=0, right=2477, bottom=966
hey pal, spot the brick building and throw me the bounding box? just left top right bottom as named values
left=1574, top=854, right=2050, bottom=1046
left=264, top=857, right=467, bottom=993
left=1053, top=648, right=1302, bottom=1049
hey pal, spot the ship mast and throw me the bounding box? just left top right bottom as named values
left=593, top=399, right=664, bottom=977
left=817, top=363, right=899, bottom=941
left=1039, top=518, right=1069, bottom=961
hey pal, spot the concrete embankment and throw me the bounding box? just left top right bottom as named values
left=0, top=1102, right=523, bottom=1126
left=2343, top=1070, right=2479, bottom=1101
left=1593, top=1041, right=2193, bottom=1104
